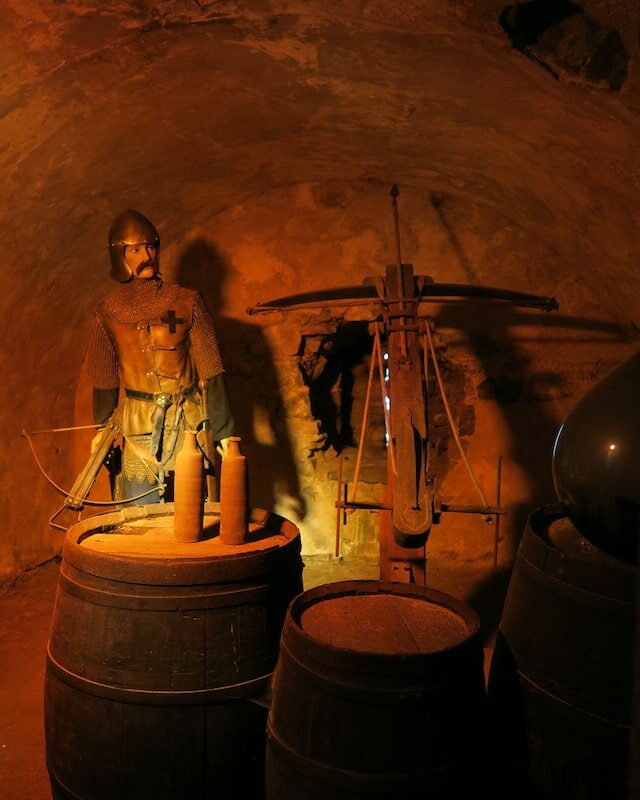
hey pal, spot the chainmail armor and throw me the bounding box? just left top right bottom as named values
left=122, top=434, right=159, bottom=484
left=87, top=279, right=224, bottom=388
left=191, top=292, right=224, bottom=380
left=121, top=409, right=195, bottom=481
left=101, top=279, right=180, bottom=324
left=87, top=314, right=119, bottom=389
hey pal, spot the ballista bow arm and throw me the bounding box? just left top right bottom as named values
left=246, top=279, right=559, bottom=316
left=245, top=270, right=558, bottom=550
left=245, top=185, right=560, bottom=583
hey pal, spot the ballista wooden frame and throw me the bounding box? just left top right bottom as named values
left=247, top=186, right=558, bottom=585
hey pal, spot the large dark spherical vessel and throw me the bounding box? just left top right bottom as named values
left=552, top=349, right=640, bottom=563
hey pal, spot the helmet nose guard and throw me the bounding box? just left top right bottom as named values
left=108, top=209, right=161, bottom=283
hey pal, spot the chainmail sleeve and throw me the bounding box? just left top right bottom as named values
left=87, top=312, right=119, bottom=388
left=190, top=293, right=224, bottom=380
left=86, top=312, right=120, bottom=424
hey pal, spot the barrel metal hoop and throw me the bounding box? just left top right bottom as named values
left=518, top=552, right=635, bottom=616
left=57, top=568, right=271, bottom=611
left=283, top=580, right=481, bottom=676
left=64, top=544, right=302, bottom=587
left=516, top=667, right=631, bottom=730
left=282, top=623, right=483, bottom=681
left=62, top=503, right=302, bottom=586
left=266, top=725, right=450, bottom=793
left=290, top=580, right=479, bottom=629
left=526, top=505, right=636, bottom=598
left=47, top=648, right=271, bottom=705
left=276, top=639, right=460, bottom=702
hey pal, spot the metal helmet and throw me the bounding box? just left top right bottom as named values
left=108, top=209, right=160, bottom=282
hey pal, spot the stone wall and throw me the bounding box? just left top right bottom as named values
left=150, top=180, right=633, bottom=566
left=1, top=0, right=638, bottom=580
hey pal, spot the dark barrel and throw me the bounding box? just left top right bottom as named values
left=265, top=580, right=488, bottom=800
left=45, top=502, right=302, bottom=800
left=488, top=504, right=637, bottom=799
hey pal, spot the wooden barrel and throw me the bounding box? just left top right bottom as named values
left=265, top=580, right=487, bottom=799
left=45, top=502, right=302, bottom=800
left=488, top=504, right=636, bottom=799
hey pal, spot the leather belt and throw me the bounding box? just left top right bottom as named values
left=125, top=385, right=198, bottom=406
left=124, top=384, right=198, bottom=459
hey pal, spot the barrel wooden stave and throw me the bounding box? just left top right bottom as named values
left=45, top=504, right=302, bottom=800
left=488, top=504, right=636, bottom=800
left=48, top=561, right=285, bottom=691
left=47, top=673, right=268, bottom=800
left=266, top=580, right=488, bottom=800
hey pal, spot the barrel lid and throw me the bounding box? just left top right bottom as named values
left=284, top=581, right=481, bottom=675
left=300, top=593, right=470, bottom=655
left=76, top=517, right=281, bottom=558
left=547, top=515, right=618, bottom=564
left=62, top=503, right=301, bottom=585
left=522, top=504, right=636, bottom=602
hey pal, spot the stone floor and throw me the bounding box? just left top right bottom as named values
left=0, top=556, right=511, bottom=800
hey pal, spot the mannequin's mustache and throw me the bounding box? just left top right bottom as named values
left=136, top=261, right=157, bottom=274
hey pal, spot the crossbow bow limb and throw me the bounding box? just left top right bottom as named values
left=22, top=421, right=164, bottom=531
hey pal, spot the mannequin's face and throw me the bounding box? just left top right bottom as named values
left=124, top=243, right=159, bottom=279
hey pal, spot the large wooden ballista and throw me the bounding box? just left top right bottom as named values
left=248, top=186, right=558, bottom=585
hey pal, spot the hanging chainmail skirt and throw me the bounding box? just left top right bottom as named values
left=116, top=399, right=202, bottom=502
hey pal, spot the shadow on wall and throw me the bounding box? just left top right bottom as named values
left=291, top=191, right=634, bottom=572
left=431, top=191, right=634, bottom=554
left=430, top=192, right=634, bottom=615
left=299, top=321, right=374, bottom=455
left=175, top=239, right=305, bottom=520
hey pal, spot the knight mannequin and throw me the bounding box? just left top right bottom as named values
left=86, top=209, right=235, bottom=503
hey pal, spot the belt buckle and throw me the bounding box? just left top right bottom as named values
left=154, top=393, right=171, bottom=408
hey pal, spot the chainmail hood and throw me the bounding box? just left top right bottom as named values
left=100, top=279, right=179, bottom=324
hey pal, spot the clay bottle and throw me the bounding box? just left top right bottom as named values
left=220, top=436, right=247, bottom=545
left=174, top=430, right=204, bottom=543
